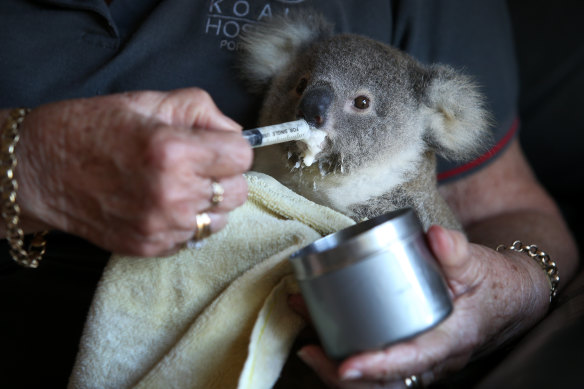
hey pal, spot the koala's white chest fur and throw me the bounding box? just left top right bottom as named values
left=309, top=144, right=425, bottom=215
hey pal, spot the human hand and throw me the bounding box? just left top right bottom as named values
left=13, top=88, right=252, bottom=256
left=291, top=225, right=551, bottom=388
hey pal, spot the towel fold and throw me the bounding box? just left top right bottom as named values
left=68, top=172, right=354, bottom=389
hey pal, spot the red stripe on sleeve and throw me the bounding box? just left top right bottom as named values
left=437, top=118, right=519, bottom=181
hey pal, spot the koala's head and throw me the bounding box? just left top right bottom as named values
left=238, top=12, right=490, bottom=216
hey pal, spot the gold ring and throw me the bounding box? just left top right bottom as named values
left=211, top=180, right=224, bottom=207
left=194, top=212, right=212, bottom=241
left=404, top=374, right=423, bottom=388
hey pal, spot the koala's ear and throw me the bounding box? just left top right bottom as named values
left=421, top=65, right=492, bottom=160
left=238, top=12, right=333, bottom=90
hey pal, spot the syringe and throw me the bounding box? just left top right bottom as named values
left=242, top=119, right=310, bottom=148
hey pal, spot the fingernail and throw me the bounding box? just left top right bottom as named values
left=341, top=369, right=363, bottom=380
left=442, top=226, right=454, bottom=252
left=429, top=225, right=452, bottom=254
left=297, top=348, right=313, bottom=365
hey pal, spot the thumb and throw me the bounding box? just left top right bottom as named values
left=426, top=225, right=483, bottom=294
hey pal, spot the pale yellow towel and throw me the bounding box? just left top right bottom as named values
left=68, top=172, right=354, bottom=389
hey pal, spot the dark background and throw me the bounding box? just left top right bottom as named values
left=510, top=0, right=584, bottom=252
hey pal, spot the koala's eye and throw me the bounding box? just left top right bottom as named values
left=354, top=96, right=370, bottom=110
left=295, top=78, right=308, bottom=95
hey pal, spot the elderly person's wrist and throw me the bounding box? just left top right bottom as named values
left=464, top=240, right=553, bottom=361
left=497, top=241, right=559, bottom=303
left=1, top=108, right=50, bottom=267
left=503, top=248, right=555, bottom=314
left=485, top=243, right=552, bottom=342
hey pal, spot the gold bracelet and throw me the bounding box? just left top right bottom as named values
left=1, top=108, right=48, bottom=268
left=496, top=240, right=559, bottom=302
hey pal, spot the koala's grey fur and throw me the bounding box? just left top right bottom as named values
left=238, top=12, right=490, bottom=231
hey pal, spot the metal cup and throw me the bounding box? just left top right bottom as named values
left=289, top=208, right=453, bottom=359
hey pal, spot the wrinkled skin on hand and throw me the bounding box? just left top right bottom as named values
left=289, top=225, right=550, bottom=388
left=15, top=88, right=253, bottom=256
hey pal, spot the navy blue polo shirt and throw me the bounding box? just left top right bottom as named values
left=0, top=0, right=518, bottom=180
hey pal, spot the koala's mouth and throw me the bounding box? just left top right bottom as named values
left=285, top=129, right=347, bottom=176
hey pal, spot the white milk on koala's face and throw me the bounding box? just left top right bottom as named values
left=298, top=129, right=327, bottom=167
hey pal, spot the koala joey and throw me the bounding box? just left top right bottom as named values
left=238, top=12, right=490, bottom=231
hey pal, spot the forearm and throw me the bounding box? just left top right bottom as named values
left=466, top=209, right=578, bottom=288
left=467, top=209, right=577, bottom=354
left=440, top=139, right=579, bottom=288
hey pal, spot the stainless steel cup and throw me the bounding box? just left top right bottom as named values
left=289, top=208, right=453, bottom=359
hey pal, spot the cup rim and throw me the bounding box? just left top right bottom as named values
left=289, top=208, right=423, bottom=279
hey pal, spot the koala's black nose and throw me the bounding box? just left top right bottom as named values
left=297, top=86, right=334, bottom=128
